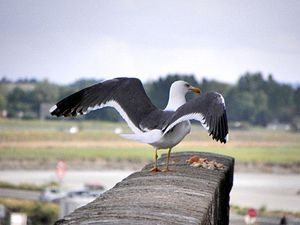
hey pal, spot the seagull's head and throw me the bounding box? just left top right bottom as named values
left=166, top=80, right=201, bottom=110
left=171, top=80, right=201, bottom=95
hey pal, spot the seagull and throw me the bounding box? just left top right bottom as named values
left=50, top=77, right=228, bottom=172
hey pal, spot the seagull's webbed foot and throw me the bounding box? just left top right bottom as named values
left=150, top=167, right=162, bottom=172
left=162, top=167, right=173, bottom=172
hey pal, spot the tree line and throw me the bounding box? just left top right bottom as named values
left=0, top=73, right=299, bottom=130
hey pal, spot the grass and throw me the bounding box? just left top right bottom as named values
left=1, top=118, right=300, bottom=164
left=0, top=147, right=153, bottom=160
left=0, top=181, right=58, bottom=191
left=1, top=146, right=300, bottom=163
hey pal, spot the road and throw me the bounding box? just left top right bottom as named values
left=232, top=172, right=300, bottom=212
left=0, top=188, right=40, bottom=200
left=0, top=170, right=133, bottom=190
left=0, top=170, right=300, bottom=212
left=230, top=213, right=300, bottom=225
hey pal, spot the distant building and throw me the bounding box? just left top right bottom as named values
left=267, top=122, right=291, bottom=131
left=59, top=196, right=96, bottom=219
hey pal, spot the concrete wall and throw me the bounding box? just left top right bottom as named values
left=55, top=151, right=234, bottom=225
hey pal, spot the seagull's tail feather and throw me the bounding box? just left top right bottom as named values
left=120, top=129, right=162, bottom=144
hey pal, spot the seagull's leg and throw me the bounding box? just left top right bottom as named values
left=150, top=148, right=161, bottom=172
left=163, top=147, right=173, bottom=172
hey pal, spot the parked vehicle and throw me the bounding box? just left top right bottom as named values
left=39, top=187, right=67, bottom=202
left=67, top=182, right=106, bottom=198
left=40, top=181, right=105, bottom=203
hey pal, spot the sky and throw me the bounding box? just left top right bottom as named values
left=0, top=0, right=300, bottom=85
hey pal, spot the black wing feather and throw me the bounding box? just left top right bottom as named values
left=163, top=92, right=228, bottom=143
left=50, top=78, right=157, bottom=132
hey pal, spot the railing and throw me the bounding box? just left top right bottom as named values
left=55, top=151, right=234, bottom=225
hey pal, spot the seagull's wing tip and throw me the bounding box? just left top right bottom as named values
left=49, top=105, right=57, bottom=113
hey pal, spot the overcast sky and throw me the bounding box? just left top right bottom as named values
left=1, top=0, right=300, bottom=84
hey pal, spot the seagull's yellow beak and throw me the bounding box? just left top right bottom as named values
left=189, top=86, right=201, bottom=94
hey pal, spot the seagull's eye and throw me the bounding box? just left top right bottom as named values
left=185, top=83, right=190, bottom=88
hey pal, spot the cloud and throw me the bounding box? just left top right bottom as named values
left=69, top=37, right=300, bottom=84
left=0, top=0, right=299, bottom=84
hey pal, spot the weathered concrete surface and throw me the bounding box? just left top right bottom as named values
left=55, top=152, right=234, bottom=225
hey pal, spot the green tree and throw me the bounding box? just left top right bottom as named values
left=293, top=87, right=300, bottom=116
left=70, top=78, right=101, bottom=90
left=30, top=80, right=60, bottom=114
left=264, top=75, right=294, bottom=122
left=237, top=72, right=266, bottom=92
left=2, top=73, right=298, bottom=125
left=7, top=87, right=34, bottom=118
left=0, top=84, right=7, bottom=110
left=201, top=78, right=231, bottom=96
left=253, top=91, right=270, bottom=126
left=226, top=88, right=256, bottom=122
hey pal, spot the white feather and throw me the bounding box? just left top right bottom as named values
left=86, top=100, right=142, bottom=134
left=225, top=134, right=229, bottom=142
left=49, top=105, right=57, bottom=113
left=218, top=93, right=226, bottom=108
left=163, top=113, right=208, bottom=135
left=165, top=81, right=189, bottom=111
left=120, top=129, right=163, bottom=144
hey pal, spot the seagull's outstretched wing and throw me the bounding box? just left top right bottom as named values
left=50, top=78, right=157, bottom=134
left=162, top=92, right=228, bottom=143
